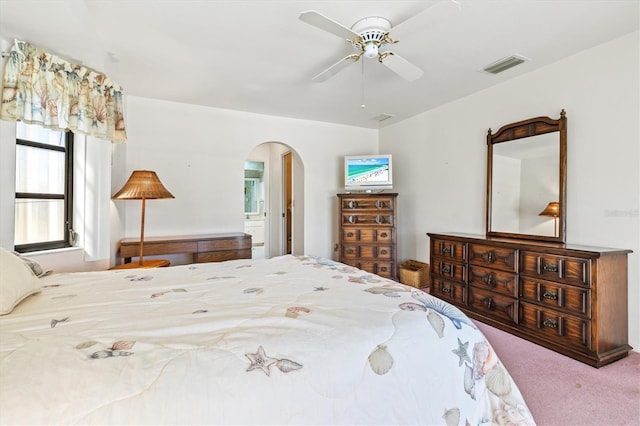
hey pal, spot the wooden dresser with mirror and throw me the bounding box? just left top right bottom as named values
left=429, top=111, right=632, bottom=367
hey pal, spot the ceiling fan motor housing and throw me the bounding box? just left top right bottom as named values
left=351, top=16, right=392, bottom=58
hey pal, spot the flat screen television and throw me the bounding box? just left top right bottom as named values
left=344, top=154, right=393, bottom=191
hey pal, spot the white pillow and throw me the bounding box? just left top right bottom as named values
left=0, top=247, right=41, bottom=315
left=13, top=251, right=50, bottom=277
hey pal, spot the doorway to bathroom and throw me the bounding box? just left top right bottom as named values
left=244, top=142, right=303, bottom=259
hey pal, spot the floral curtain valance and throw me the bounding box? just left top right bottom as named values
left=1, top=39, right=127, bottom=142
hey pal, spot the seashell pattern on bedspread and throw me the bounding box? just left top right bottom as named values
left=0, top=255, right=535, bottom=425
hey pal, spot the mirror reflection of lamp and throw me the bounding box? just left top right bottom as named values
left=539, top=202, right=560, bottom=237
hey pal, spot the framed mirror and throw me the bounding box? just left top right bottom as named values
left=486, top=110, right=567, bottom=243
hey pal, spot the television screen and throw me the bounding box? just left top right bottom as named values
left=344, top=154, right=393, bottom=190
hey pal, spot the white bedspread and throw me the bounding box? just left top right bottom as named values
left=0, top=255, right=535, bottom=425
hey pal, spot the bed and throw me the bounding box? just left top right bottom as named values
left=0, top=249, right=535, bottom=425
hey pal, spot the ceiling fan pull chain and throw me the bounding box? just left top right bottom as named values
left=360, top=58, right=366, bottom=108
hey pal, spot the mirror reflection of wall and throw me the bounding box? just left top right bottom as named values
left=244, top=161, right=265, bottom=216
left=491, top=133, right=559, bottom=236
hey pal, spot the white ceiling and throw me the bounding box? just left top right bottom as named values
left=0, top=0, right=638, bottom=129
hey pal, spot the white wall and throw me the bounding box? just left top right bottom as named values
left=114, top=96, right=378, bottom=261
left=380, top=31, right=640, bottom=351
left=0, top=120, right=16, bottom=250
left=492, top=155, right=521, bottom=232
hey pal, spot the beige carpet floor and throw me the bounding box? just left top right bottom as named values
left=476, top=321, right=640, bottom=426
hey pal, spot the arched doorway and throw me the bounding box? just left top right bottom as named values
left=245, top=142, right=304, bottom=258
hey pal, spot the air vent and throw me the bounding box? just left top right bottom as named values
left=483, top=54, right=528, bottom=75
left=373, top=113, right=394, bottom=122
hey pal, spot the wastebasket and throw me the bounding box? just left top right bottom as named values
left=399, top=260, right=430, bottom=289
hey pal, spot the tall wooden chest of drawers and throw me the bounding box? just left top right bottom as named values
left=428, top=232, right=632, bottom=367
left=338, top=193, right=398, bottom=279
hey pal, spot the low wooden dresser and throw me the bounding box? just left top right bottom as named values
left=428, top=232, right=632, bottom=367
left=118, top=233, right=252, bottom=265
left=337, top=193, right=397, bottom=279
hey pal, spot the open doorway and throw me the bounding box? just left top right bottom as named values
left=245, top=142, right=304, bottom=258
left=283, top=151, right=292, bottom=255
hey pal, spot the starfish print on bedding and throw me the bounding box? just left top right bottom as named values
left=452, top=338, right=471, bottom=367
left=245, top=345, right=278, bottom=375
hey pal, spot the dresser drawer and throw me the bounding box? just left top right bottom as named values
left=342, top=228, right=393, bottom=243
left=430, top=238, right=467, bottom=262
left=121, top=241, right=198, bottom=258
left=519, top=301, right=591, bottom=351
left=519, top=276, right=590, bottom=317
left=431, top=259, right=467, bottom=283
left=469, top=265, right=518, bottom=297
left=468, top=243, right=517, bottom=272
left=196, top=249, right=252, bottom=263
left=198, top=237, right=251, bottom=252
left=520, top=251, right=591, bottom=287
left=342, top=244, right=393, bottom=260
left=341, top=197, right=395, bottom=211
left=467, top=287, right=518, bottom=325
left=431, top=278, right=467, bottom=305
left=343, top=259, right=394, bottom=278
left=341, top=213, right=394, bottom=226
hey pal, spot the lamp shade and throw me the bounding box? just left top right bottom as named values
left=539, top=201, right=560, bottom=218
left=112, top=170, right=174, bottom=200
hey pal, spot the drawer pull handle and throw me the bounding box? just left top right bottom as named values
left=486, top=274, right=495, bottom=287
left=375, top=215, right=382, bottom=224
left=380, top=232, right=388, bottom=238
left=375, top=200, right=383, bottom=209
left=485, top=297, right=494, bottom=310
left=347, top=216, right=356, bottom=224
left=346, top=248, right=355, bottom=254
left=543, top=290, right=558, bottom=300
left=441, top=265, right=451, bottom=274
left=543, top=263, right=558, bottom=273
left=380, top=266, right=388, bottom=272
left=380, top=249, right=388, bottom=255
left=347, top=201, right=356, bottom=209
left=441, top=246, right=452, bottom=255
left=346, top=232, right=354, bottom=237
left=442, top=286, right=451, bottom=294
left=486, top=251, right=495, bottom=263
left=543, top=318, right=558, bottom=329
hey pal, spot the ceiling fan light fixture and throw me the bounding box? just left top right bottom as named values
left=364, top=43, right=378, bottom=59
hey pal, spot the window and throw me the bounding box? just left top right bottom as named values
left=14, top=122, right=74, bottom=252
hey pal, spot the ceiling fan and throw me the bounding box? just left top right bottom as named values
left=299, top=10, right=424, bottom=83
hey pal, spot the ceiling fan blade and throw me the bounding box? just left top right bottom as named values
left=379, top=52, right=424, bottom=82
left=312, top=54, right=361, bottom=82
left=299, top=10, right=360, bottom=40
